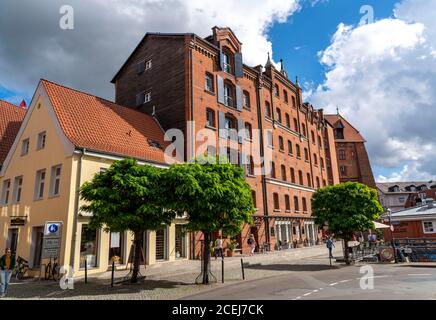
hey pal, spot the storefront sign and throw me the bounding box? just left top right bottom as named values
left=10, top=216, right=27, bottom=226
left=110, top=232, right=120, bottom=248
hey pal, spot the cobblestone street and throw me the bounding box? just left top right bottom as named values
left=3, top=243, right=342, bottom=300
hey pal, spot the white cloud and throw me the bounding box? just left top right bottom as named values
left=309, top=0, right=436, bottom=182
left=0, top=0, right=299, bottom=99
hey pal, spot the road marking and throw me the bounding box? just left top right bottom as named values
left=319, top=288, right=324, bottom=290
left=339, top=279, right=351, bottom=283
left=329, top=282, right=339, bottom=286
left=407, top=273, right=432, bottom=276
left=295, top=296, right=301, bottom=300
left=303, top=292, right=312, bottom=296
left=312, top=289, right=319, bottom=293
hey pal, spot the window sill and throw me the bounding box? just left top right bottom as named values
left=285, top=210, right=291, bottom=213
left=34, top=198, right=44, bottom=202
left=288, top=153, right=293, bottom=157
left=279, top=149, right=285, bottom=153
left=297, top=157, right=301, bottom=160
left=245, top=138, right=253, bottom=143
left=273, top=209, right=281, bottom=212
left=204, top=89, right=215, bottom=96
left=205, top=125, right=217, bottom=131
left=246, top=174, right=256, bottom=179
left=303, top=211, right=308, bottom=214
left=48, top=194, right=61, bottom=200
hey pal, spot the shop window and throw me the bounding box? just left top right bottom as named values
left=80, top=224, right=99, bottom=269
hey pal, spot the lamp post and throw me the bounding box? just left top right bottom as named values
left=387, top=208, right=398, bottom=264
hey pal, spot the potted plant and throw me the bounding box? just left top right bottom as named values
left=226, top=239, right=238, bottom=257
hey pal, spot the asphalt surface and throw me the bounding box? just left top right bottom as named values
left=183, top=263, right=436, bottom=300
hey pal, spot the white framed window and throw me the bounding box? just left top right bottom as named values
left=21, top=138, right=30, bottom=156
left=1, top=180, right=11, bottom=205
left=37, top=131, right=46, bottom=150
left=13, top=176, right=23, bottom=203
left=136, top=91, right=151, bottom=106
left=145, top=59, right=152, bottom=70
left=34, top=169, right=46, bottom=200
left=423, top=221, right=435, bottom=234
left=50, top=165, right=62, bottom=197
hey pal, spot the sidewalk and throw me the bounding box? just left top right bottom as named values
left=5, top=242, right=343, bottom=300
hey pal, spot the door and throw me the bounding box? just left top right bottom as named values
left=109, top=232, right=124, bottom=264
left=250, top=227, right=259, bottom=252
left=32, top=227, right=44, bottom=267
left=175, top=225, right=186, bottom=259
left=155, top=228, right=166, bottom=261
left=7, top=228, right=18, bottom=255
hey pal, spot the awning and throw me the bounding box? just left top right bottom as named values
left=373, top=221, right=390, bottom=229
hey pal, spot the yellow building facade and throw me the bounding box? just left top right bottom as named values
left=0, top=80, right=190, bottom=277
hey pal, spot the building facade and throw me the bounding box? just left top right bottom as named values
left=377, top=182, right=436, bottom=212
left=0, top=80, right=189, bottom=276
left=325, top=113, right=375, bottom=189
left=111, top=27, right=340, bottom=254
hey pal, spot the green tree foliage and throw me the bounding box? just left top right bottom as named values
left=311, top=182, right=383, bottom=265
left=160, top=157, right=255, bottom=283
left=80, top=158, right=174, bottom=283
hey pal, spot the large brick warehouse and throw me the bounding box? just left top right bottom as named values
left=110, top=26, right=352, bottom=256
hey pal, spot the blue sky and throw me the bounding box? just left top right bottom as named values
left=269, top=0, right=398, bottom=92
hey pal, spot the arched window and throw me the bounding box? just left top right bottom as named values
left=290, top=168, right=296, bottom=183
left=252, top=190, right=257, bottom=208
left=316, top=177, right=320, bottom=189
left=285, top=195, right=291, bottom=211
left=224, top=80, right=236, bottom=108
left=296, top=144, right=301, bottom=158
left=245, top=122, right=252, bottom=140
left=313, top=153, right=318, bottom=166
left=246, top=155, right=254, bottom=175
left=243, top=91, right=251, bottom=109
left=206, top=108, right=215, bottom=128
left=222, top=48, right=233, bottom=74
left=302, top=197, right=307, bottom=212
left=273, top=193, right=280, bottom=210
left=271, top=161, right=276, bottom=179
left=307, top=173, right=312, bottom=187
left=278, top=136, right=284, bottom=151
left=304, top=148, right=309, bottom=161
left=283, top=90, right=289, bottom=103
left=274, top=84, right=279, bottom=97
left=294, top=196, right=299, bottom=212
left=285, top=113, right=290, bottom=128
left=301, top=123, right=307, bottom=137
left=205, top=72, right=214, bottom=92
left=298, top=170, right=303, bottom=185
left=288, top=140, right=293, bottom=155
left=281, top=165, right=287, bottom=181
left=294, top=118, right=299, bottom=131
left=276, top=108, right=282, bottom=123
left=292, top=96, right=296, bottom=108
left=265, top=101, right=271, bottom=118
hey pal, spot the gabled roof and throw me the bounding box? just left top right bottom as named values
left=377, top=181, right=435, bottom=194
left=324, top=114, right=365, bottom=142
left=0, top=100, right=26, bottom=166
left=390, top=201, right=436, bottom=220
left=41, top=80, right=168, bottom=164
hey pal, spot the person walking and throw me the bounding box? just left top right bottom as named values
left=214, top=235, right=224, bottom=260
left=0, top=248, right=16, bottom=297
left=248, top=234, right=256, bottom=256
left=326, top=237, right=335, bottom=258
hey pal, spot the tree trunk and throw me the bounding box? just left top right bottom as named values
left=202, top=232, right=211, bottom=284
left=131, top=230, right=143, bottom=283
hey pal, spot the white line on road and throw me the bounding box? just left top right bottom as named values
left=295, top=296, right=301, bottom=300
left=339, top=279, right=351, bottom=283
left=407, top=274, right=432, bottom=276
left=312, top=290, right=319, bottom=293
left=329, top=282, right=339, bottom=286
left=303, top=292, right=312, bottom=296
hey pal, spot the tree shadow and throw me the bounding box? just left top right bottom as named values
left=6, top=277, right=193, bottom=299
left=244, top=263, right=340, bottom=272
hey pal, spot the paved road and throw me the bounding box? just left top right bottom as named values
left=183, top=263, right=436, bottom=300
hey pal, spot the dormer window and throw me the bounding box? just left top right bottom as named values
left=148, top=139, right=162, bottom=149
left=335, top=128, right=344, bottom=139
left=223, top=51, right=232, bottom=74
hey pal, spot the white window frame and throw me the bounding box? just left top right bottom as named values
left=422, top=221, right=435, bottom=234
left=21, top=138, right=30, bottom=156
left=13, top=176, right=23, bottom=204
left=205, top=73, right=213, bottom=92
left=49, top=165, right=62, bottom=197
left=145, top=59, right=152, bottom=70
left=1, top=180, right=11, bottom=206
left=37, top=131, right=46, bottom=150
left=34, top=169, right=46, bottom=200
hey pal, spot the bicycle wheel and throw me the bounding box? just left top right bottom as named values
left=52, top=264, right=61, bottom=281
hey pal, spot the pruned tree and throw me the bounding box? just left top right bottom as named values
left=311, top=182, right=383, bottom=265
left=80, top=158, right=174, bottom=283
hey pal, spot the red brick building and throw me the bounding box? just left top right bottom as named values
left=0, top=100, right=26, bottom=171
left=325, top=113, right=376, bottom=188
left=111, top=27, right=340, bottom=256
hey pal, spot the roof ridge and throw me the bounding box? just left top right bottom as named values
left=0, top=99, right=19, bottom=109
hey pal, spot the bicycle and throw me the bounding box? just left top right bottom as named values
left=13, top=256, right=29, bottom=280
left=44, top=258, right=61, bottom=281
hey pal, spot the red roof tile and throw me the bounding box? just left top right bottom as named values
left=41, top=80, right=169, bottom=164
left=0, top=100, right=26, bottom=166
left=325, top=114, right=365, bottom=142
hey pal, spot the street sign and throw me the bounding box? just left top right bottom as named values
left=42, top=221, right=63, bottom=259
left=110, top=232, right=120, bottom=248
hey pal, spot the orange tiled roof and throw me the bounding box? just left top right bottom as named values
left=42, top=80, right=168, bottom=164
left=0, top=100, right=26, bottom=166
left=325, top=114, right=365, bottom=142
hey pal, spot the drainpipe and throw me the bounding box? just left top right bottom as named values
left=70, top=147, right=85, bottom=273
left=255, top=68, right=270, bottom=245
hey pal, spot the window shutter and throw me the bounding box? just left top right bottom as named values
left=237, top=119, right=245, bottom=144
left=239, top=152, right=246, bottom=174
left=137, top=60, right=145, bottom=74
left=230, top=148, right=238, bottom=165
left=219, top=46, right=225, bottom=71
left=217, top=75, right=225, bottom=104
left=236, top=85, right=243, bottom=111
left=219, top=146, right=227, bottom=163
left=218, top=111, right=227, bottom=139
left=235, top=52, right=243, bottom=78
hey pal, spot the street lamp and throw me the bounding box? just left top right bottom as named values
left=387, top=208, right=398, bottom=264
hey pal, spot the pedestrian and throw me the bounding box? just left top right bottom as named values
left=326, top=236, right=335, bottom=258
left=214, top=235, right=224, bottom=260
left=248, top=234, right=256, bottom=256
left=0, top=248, right=16, bottom=298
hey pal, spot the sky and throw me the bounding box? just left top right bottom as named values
left=1, top=0, right=435, bottom=183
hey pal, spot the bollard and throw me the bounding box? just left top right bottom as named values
left=241, top=258, right=245, bottom=280
left=221, top=258, right=224, bottom=283
left=111, top=260, right=115, bottom=287
left=329, top=255, right=332, bottom=267
left=84, top=258, right=88, bottom=284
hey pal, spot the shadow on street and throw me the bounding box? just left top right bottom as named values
left=244, top=263, right=340, bottom=272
